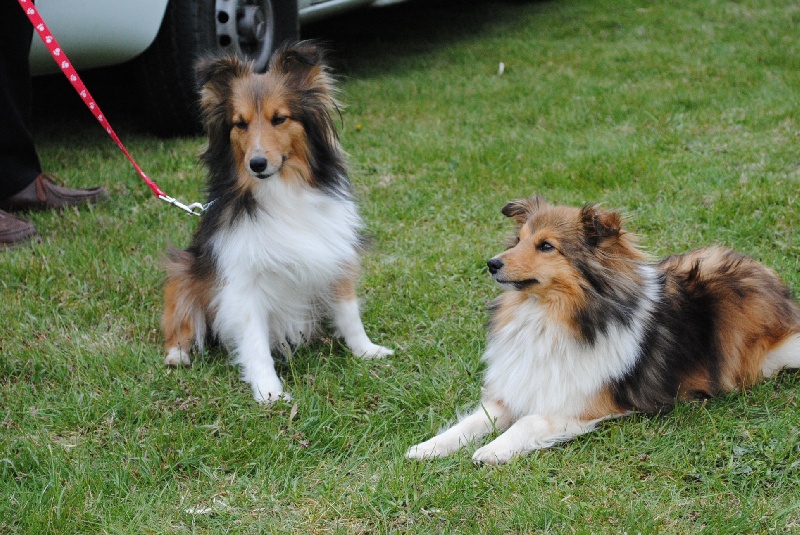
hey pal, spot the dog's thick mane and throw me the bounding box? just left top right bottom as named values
left=567, top=205, right=650, bottom=346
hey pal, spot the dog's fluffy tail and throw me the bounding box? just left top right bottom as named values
left=162, top=247, right=210, bottom=365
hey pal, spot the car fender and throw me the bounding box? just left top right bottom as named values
left=29, top=0, right=169, bottom=74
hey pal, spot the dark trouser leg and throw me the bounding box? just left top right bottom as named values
left=0, top=0, right=42, bottom=199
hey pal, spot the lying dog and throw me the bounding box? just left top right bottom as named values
left=407, top=196, right=800, bottom=464
left=161, top=42, right=392, bottom=403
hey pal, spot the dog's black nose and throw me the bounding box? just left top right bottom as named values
left=249, top=156, right=268, bottom=174
left=487, top=258, right=504, bottom=275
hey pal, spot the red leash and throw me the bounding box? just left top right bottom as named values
left=18, top=0, right=208, bottom=216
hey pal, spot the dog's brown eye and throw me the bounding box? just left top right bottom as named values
left=537, top=241, right=555, bottom=252
left=272, top=115, right=287, bottom=126
left=233, top=119, right=248, bottom=130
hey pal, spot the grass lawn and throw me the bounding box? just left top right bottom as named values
left=2, top=0, right=800, bottom=532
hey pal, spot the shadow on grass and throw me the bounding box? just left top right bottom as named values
left=30, top=0, right=552, bottom=137
left=303, top=0, right=553, bottom=76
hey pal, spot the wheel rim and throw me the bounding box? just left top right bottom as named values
left=215, top=0, right=275, bottom=72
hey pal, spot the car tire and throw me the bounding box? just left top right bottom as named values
left=134, top=0, right=299, bottom=136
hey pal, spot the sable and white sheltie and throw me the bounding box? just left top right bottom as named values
left=407, top=196, right=800, bottom=464
left=161, top=42, right=392, bottom=403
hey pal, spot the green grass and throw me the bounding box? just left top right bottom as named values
left=2, top=0, right=800, bottom=532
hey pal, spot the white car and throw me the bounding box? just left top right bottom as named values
left=30, top=0, right=404, bottom=135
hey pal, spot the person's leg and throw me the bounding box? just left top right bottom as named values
left=0, top=2, right=107, bottom=247
left=0, top=0, right=41, bottom=199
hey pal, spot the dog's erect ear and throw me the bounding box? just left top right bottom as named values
left=269, top=41, right=332, bottom=95
left=195, top=54, right=251, bottom=91
left=501, top=196, right=547, bottom=226
left=580, top=205, right=622, bottom=247
left=195, top=55, right=252, bottom=124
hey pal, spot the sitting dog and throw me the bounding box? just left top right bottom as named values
left=407, top=196, right=800, bottom=464
left=161, top=42, right=392, bottom=403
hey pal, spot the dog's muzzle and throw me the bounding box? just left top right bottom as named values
left=487, top=257, right=538, bottom=289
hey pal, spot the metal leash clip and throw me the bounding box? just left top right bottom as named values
left=159, top=195, right=215, bottom=216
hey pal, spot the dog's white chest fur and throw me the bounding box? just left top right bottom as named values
left=482, top=296, right=648, bottom=419
left=210, top=179, right=361, bottom=347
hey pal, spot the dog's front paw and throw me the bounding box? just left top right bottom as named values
left=405, top=438, right=453, bottom=460
left=251, top=376, right=291, bottom=405
left=472, top=443, right=517, bottom=465
left=165, top=347, right=191, bottom=367
left=353, top=343, right=394, bottom=360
